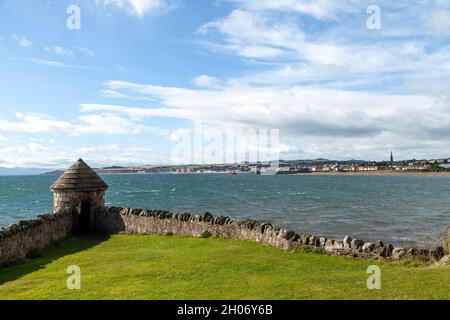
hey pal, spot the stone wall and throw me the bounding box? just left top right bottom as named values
left=0, top=211, right=73, bottom=268
left=53, top=190, right=105, bottom=213
left=1, top=206, right=447, bottom=268
left=94, top=207, right=449, bottom=263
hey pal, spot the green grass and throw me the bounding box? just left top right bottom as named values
left=0, top=234, right=449, bottom=300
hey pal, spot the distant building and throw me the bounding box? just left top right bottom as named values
left=390, top=151, right=394, bottom=163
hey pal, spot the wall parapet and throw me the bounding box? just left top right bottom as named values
left=0, top=210, right=73, bottom=268
left=94, top=207, right=449, bottom=263
left=1, top=206, right=447, bottom=268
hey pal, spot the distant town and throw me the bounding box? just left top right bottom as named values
left=44, top=153, right=450, bottom=175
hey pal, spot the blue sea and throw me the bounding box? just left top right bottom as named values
left=0, top=174, right=449, bottom=248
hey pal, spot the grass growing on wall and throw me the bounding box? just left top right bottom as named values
left=0, top=234, right=449, bottom=300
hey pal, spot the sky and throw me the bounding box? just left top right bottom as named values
left=1, top=0, right=450, bottom=168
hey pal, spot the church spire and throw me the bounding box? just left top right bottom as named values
left=390, top=150, right=394, bottom=163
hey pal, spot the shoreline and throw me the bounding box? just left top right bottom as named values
left=100, top=171, right=450, bottom=177
left=297, top=170, right=450, bottom=176
left=40, top=170, right=450, bottom=177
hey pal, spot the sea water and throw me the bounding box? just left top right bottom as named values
left=0, top=174, right=449, bottom=248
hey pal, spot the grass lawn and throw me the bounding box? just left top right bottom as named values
left=0, top=234, right=449, bottom=300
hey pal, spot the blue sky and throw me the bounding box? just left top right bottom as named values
left=1, top=0, right=450, bottom=168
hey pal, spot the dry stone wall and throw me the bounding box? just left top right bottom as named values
left=0, top=211, right=72, bottom=268
left=1, top=206, right=448, bottom=268
left=94, top=207, right=449, bottom=263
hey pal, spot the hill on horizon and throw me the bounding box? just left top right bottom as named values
left=0, top=167, right=56, bottom=176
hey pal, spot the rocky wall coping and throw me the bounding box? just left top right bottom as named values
left=0, top=210, right=68, bottom=239
left=2, top=206, right=447, bottom=264
left=101, top=206, right=449, bottom=263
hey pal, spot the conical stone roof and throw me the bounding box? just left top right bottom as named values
left=50, top=159, right=108, bottom=191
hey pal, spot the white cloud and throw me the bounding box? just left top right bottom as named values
left=197, top=3, right=450, bottom=88
left=70, top=77, right=450, bottom=160
left=19, top=58, right=70, bottom=68
left=2, top=75, right=449, bottom=166
left=198, top=10, right=304, bottom=59
left=44, top=46, right=95, bottom=58
left=75, top=46, right=96, bottom=57
left=5, top=1, right=450, bottom=165
left=11, top=34, right=32, bottom=48
left=115, top=64, right=127, bottom=72
left=0, top=142, right=45, bottom=154
left=0, top=142, right=167, bottom=168
left=45, top=46, right=74, bottom=57
left=423, top=9, right=450, bottom=36
left=0, top=113, right=73, bottom=133
left=75, top=113, right=152, bottom=135
left=93, top=80, right=432, bottom=126
left=28, top=142, right=44, bottom=153
left=91, top=80, right=438, bottom=136
left=126, top=146, right=153, bottom=152
left=100, top=89, right=131, bottom=99
left=0, top=111, right=157, bottom=136
left=80, top=103, right=195, bottom=120
left=226, top=0, right=358, bottom=20
left=78, top=144, right=120, bottom=154
left=95, top=0, right=178, bottom=17
left=0, top=110, right=168, bottom=167
left=14, top=58, right=94, bottom=70
left=193, top=75, right=220, bottom=88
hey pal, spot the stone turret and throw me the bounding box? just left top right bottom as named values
left=50, top=159, right=108, bottom=233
